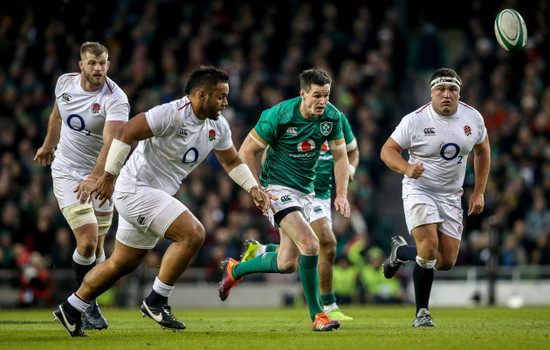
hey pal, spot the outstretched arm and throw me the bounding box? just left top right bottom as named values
left=34, top=102, right=62, bottom=167
left=330, top=137, right=350, bottom=218
left=347, top=137, right=360, bottom=181
left=91, top=113, right=154, bottom=207
left=75, top=120, right=126, bottom=204
left=469, top=135, right=490, bottom=216
left=238, top=129, right=268, bottom=185
left=215, top=143, right=275, bottom=215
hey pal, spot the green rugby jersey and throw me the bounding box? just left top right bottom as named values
left=314, top=115, right=355, bottom=199
left=255, top=97, right=344, bottom=194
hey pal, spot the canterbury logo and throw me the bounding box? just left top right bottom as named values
left=280, top=195, right=292, bottom=203
left=61, top=93, right=72, bottom=102
left=286, top=127, right=298, bottom=136
left=424, top=127, right=436, bottom=135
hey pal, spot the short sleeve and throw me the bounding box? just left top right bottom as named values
left=476, top=112, right=488, bottom=144
left=105, top=90, right=130, bottom=122
left=214, top=118, right=234, bottom=151
left=145, top=103, right=177, bottom=137
left=390, top=115, right=412, bottom=149
left=254, top=108, right=279, bottom=144
left=328, top=113, right=344, bottom=141
left=340, top=114, right=355, bottom=144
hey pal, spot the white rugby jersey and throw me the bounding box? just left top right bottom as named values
left=54, top=73, right=129, bottom=172
left=116, top=96, right=233, bottom=195
left=391, top=101, right=487, bottom=194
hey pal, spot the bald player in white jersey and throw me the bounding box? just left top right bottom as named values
left=35, top=41, right=129, bottom=331
left=380, top=68, right=490, bottom=327
left=52, top=65, right=272, bottom=337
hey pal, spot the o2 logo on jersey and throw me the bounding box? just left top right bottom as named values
left=297, top=139, right=315, bottom=152
left=182, top=147, right=199, bottom=164
left=440, top=142, right=462, bottom=164
left=67, top=114, right=91, bottom=135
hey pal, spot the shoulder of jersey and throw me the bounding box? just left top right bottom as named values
left=414, top=102, right=432, bottom=115
left=104, top=77, right=127, bottom=97
left=458, top=101, right=483, bottom=119
left=175, top=97, right=192, bottom=111
left=57, top=72, right=79, bottom=86
left=458, top=101, right=475, bottom=111
left=271, top=98, right=299, bottom=124
left=324, top=103, right=343, bottom=121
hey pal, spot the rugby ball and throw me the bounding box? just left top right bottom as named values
left=494, top=9, right=527, bottom=51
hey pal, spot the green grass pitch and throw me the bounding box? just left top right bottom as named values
left=1, top=305, right=549, bottom=350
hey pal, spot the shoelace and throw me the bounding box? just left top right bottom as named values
left=316, top=314, right=333, bottom=323
left=160, top=305, right=178, bottom=321
left=417, top=314, right=436, bottom=324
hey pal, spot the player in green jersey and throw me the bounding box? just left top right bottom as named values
left=218, top=68, right=350, bottom=332
left=239, top=115, right=359, bottom=321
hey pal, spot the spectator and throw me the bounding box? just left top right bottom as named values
left=359, top=247, right=404, bottom=304
left=49, top=227, right=75, bottom=269
left=332, top=255, right=359, bottom=304
left=17, top=251, right=56, bottom=307
left=0, top=2, right=549, bottom=313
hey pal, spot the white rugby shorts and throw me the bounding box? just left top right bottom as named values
left=309, top=197, right=332, bottom=226
left=264, top=184, right=314, bottom=227
left=402, top=185, right=464, bottom=240
left=114, top=186, right=187, bottom=249
left=51, top=162, right=113, bottom=213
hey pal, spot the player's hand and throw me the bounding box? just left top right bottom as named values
left=33, top=146, right=55, bottom=167
left=90, top=173, right=116, bottom=208
left=405, top=163, right=424, bottom=179
left=334, top=196, right=350, bottom=218
left=74, top=177, right=98, bottom=204
left=250, top=186, right=277, bottom=217
left=468, top=192, right=485, bottom=216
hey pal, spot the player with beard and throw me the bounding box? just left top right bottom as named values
left=35, top=41, right=129, bottom=331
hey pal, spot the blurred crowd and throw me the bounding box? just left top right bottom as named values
left=1, top=0, right=550, bottom=306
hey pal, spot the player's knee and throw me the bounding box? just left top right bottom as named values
left=78, top=239, right=98, bottom=257
left=301, top=236, right=320, bottom=255
left=319, top=236, right=337, bottom=259
left=435, top=260, right=455, bottom=271
left=278, top=260, right=299, bottom=273
left=76, top=233, right=99, bottom=257
left=185, top=222, right=205, bottom=250
left=96, top=213, right=113, bottom=237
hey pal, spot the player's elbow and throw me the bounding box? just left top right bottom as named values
left=380, top=146, right=390, bottom=165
